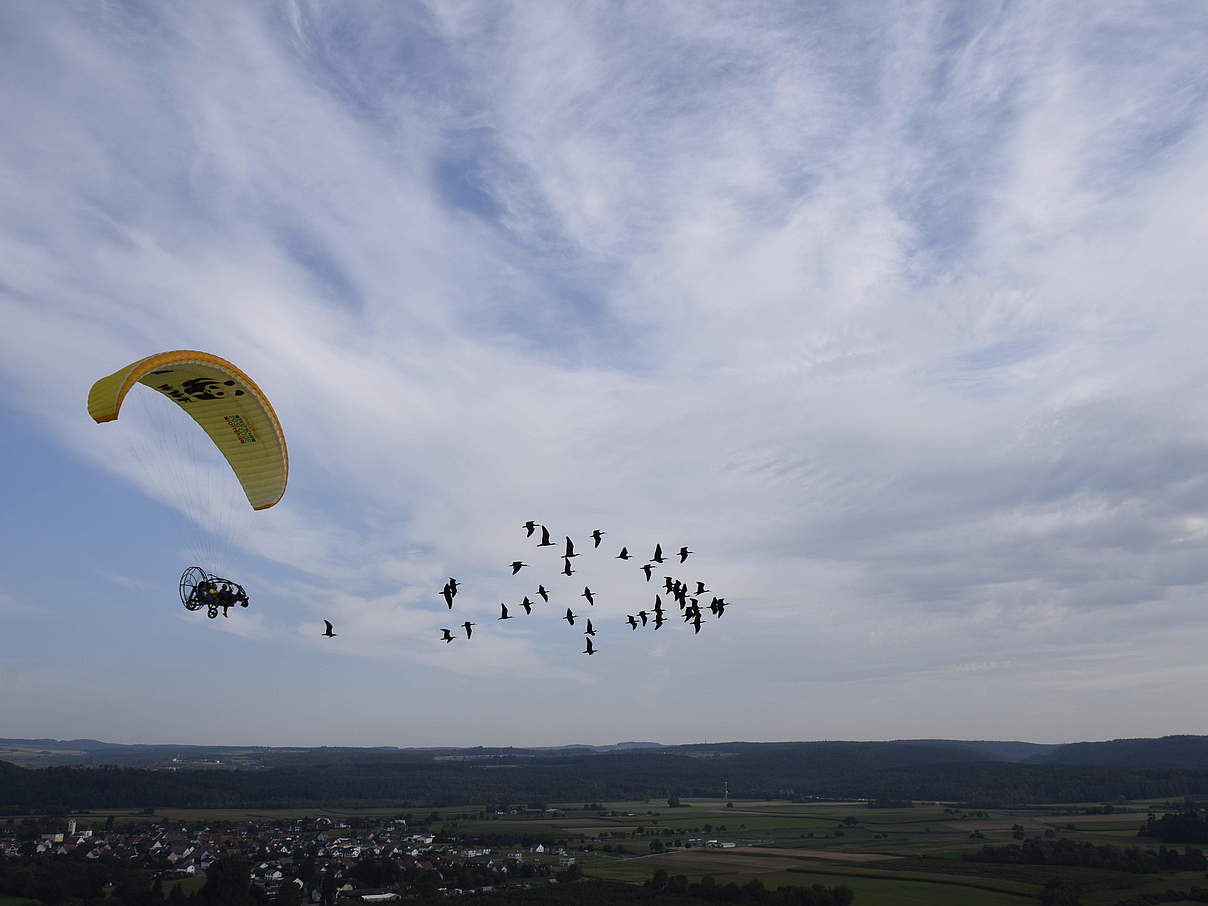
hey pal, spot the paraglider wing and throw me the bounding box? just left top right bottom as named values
left=88, top=350, right=288, bottom=510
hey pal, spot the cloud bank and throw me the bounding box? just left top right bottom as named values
left=2, top=1, right=1208, bottom=745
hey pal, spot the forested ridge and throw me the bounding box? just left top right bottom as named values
left=4, top=737, right=1208, bottom=808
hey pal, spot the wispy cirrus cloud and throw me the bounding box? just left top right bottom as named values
left=2, top=1, right=1208, bottom=745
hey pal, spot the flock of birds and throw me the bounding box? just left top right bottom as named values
left=422, top=522, right=735, bottom=655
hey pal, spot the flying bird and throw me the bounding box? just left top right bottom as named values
left=641, top=563, right=654, bottom=581
left=520, top=597, right=533, bottom=615
left=617, top=546, right=630, bottom=560
left=581, top=587, right=595, bottom=606
left=322, top=620, right=336, bottom=638
left=499, top=603, right=513, bottom=620
left=537, top=525, right=554, bottom=547
left=694, top=581, right=709, bottom=595
left=691, top=614, right=706, bottom=634
left=664, top=577, right=675, bottom=592
left=537, top=585, right=549, bottom=602
left=677, top=546, right=692, bottom=563
left=510, top=561, right=527, bottom=575
left=564, top=608, right=576, bottom=626
left=637, top=610, right=648, bottom=626
left=440, top=628, right=455, bottom=643
left=583, top=638, right=596, bottom=655
left=447, top=578, right=460, bottom=597
left=462, top=621, right=476, bottom=638
left=626, top=615, right=638, bottom=630
left=591, top=529, right=605, bottom=548
left=651, top=544, right=665, bottom=563
left=652, top=613, right=666, bottom=630
left=584, top=619, right=596, bottom=637
left=524, top=520, right=538, bottom=537
left=564, top=536, right=579, bottom=558
left=562, top=558, right=575, bottom=577
left=652, top=594, right=664, bottom=614
left=441, top=583, right=455, bottom=609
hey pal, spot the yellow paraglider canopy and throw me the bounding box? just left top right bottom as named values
left=87, top=350, right=288, bottom=510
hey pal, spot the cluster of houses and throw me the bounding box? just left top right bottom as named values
left=1, top=815, right=575, bottom=902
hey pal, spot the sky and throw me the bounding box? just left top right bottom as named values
left=3, top=1, right=1208, bottom=748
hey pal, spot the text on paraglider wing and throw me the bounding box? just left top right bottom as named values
left=224, top=415, right=258, bottom=444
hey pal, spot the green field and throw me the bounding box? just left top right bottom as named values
left=17, top=797, right=1200, bottom=905
left=448, top=797, right=1195, bottom=905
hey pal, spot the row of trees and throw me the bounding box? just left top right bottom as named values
left=967, top=837, right=1208, bottom=873
left=0, top=851, right=258, bottom=906
left=1140, top=809, right=1208, bottom=843
left=646, top=871, right=853, bottom=905
left=12, top=741, right=1208, bottom=809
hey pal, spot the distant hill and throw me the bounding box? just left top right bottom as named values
left=1029, top=735, right=1208, bottom=769
left=0, top=734, right=1204, bottom=776
left=903, top=739, right=1062, bottom=762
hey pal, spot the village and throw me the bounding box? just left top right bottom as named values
left=0, top=811, right=596, bottom=902
left=0, top=804, right=754, bottom=903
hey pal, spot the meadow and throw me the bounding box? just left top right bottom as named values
left=445, top=797, right=1208, bottom=905
left=24, top=796, right=1208, bottom=905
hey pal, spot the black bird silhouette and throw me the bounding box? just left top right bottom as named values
left=652, top=613, right=666, bottom=630
left=562, top=558, right=575, bottom=576
left=651, top=543, right=665, bottom=563
left=591, top=529, right=605, bottom=548
left=711, top=598, right=729, bottom=617
left=584, top=619, right=596, bottom=636
left=581, top=587, right=595, bottom=606
left=498, top=603, right=512, bottom=620
left=641, top=563, right=654, bottom=581
left=664, top=576, right=675, bottom=592
left=440, top=628, right=455, bottom=643
left=524, top=520, right=538, bottom=537
left=447, top=578, right=460, bottom=597
left=564, top=536, right=579, bottom=558
left=462, top=621, right=476, bottom=638
left=694, top=581, right=709, bottom=595
left=510, top=561, right=527, bottom=575
left=637, top=610, right=649, bottom=626
left=520, top=597, right=533, bottom=615
left=677, top=546, right=692, bottom=563
left=537, top=525, right=554, bottom=546
left=537, top=585, right=549, bottom=602
left=441, top=583, right=454, bottom=609
left=626, top=615, right=638, bottom=630
left=653, top=594, right=664, bottom=614
left=564, top=608, right=576, bottom=626
left=617, top=546, right=630, bottom=560
left=322, top=620, right=336, bottom=637
left=691, top=614, right=706, bottom=634
left=583, top=637, right=596, bottom=655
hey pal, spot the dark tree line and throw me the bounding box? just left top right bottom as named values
left=1140, top=810, right=1208, bottom=843
left=0, top=851, right=255, bottom=906
left=967, top=837, right=1208, bottom=873
left=645, top=871, right=853, bottom=905
left=8, top=750, right=1208, bottom=809
left=1109, top=888, right=1208, bottom=905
